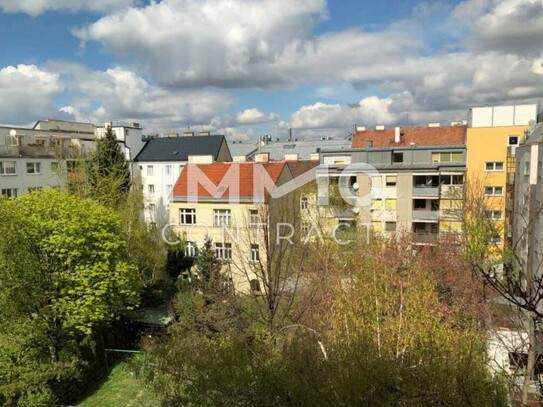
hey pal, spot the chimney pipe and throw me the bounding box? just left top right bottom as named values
left=394, top=127, right=401, bottom=143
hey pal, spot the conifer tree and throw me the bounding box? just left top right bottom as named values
left=90, top=125, right=131, bottom=208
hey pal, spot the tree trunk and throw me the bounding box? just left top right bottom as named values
left=521, top=317, right=537, bottom=406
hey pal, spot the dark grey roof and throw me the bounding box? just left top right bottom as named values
left=134, top=135, right=226, bottom=162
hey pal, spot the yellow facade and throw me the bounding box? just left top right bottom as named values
left=466, top=125, right=528, bottom=245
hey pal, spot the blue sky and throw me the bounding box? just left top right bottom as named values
left=0, top=0, right=541, bottom=140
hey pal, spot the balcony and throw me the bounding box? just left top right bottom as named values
left=412, top=187, right=439, bottom=197
left=413, top=233, right=439, bottom=245
left=412, top=210, right=439, bottom=221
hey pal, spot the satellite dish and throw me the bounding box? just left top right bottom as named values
left=352, top=182, right=360, bottom=190
left=9, top=129, right=16, bottom=136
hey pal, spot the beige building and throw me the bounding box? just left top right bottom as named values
left=170, top=157, right=318, bottom=292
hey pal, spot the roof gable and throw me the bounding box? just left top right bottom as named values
left=134, top=135, right=227, bottom=162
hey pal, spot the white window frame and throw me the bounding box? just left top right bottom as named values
left=148, top=184, right=155, bottom=194
left=300, top=196, right=309, bottom=210
left=214, top=209, right=231, bottom=227
left=1, top=188, right=18, bottom=198
left=26, top=162, right=41, bottom=174
left=485, top=162, right=504, bottom=172
left=215, top=242, right=232, bottom=260
left=250, top=244, right=260, bottom=262
left=185, top=241, right=197, bottom=257
left=165, top=165, right=172, bottom=175
left=147, top=165, right=154, bottom=176
left=485, top=210, right=503, bottom=221
left=149, top=203, right=156, bottom=214
left=484, top=186, right=503, bottom=196
left=179, top=208, right=196, bottom=225
left=249, top=209, right=260, bottom=226
left=0, top=161, right=16, bottom=175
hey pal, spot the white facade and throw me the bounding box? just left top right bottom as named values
left=95, top=123, right=146, bottom=161
left=470, top=104, right=537, bottom=128
left=137, top=161, right=187, bottom=224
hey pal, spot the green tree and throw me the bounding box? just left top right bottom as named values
left=90, top=125, right=131, bottom=208
left=194, top=238, right=223, bottom=290
left=0, top=190, right=140, bottom=403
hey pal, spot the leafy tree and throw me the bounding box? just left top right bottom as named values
left=89, top=125, right=131, bottom=208
left=0, top=190, right=140, bottom=403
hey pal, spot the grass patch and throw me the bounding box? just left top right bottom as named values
left=77, top=360, right=159, bottom=407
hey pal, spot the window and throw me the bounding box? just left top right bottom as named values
left=250, top=244, right=260, bottom=262
left=489, top=234, right=501, bottom=244
left=524, top=162, right=530, bottom=176
left=249, top=209, right=260, bottom=226
left=385, top=221, right=397, bottom=232
left=148, top=184, right=155, bottom=194
left=149, top=203, right=156, bottom=213
left=414, top=199, right=426, bottom=209
left=215, top=242, right=232, bottom=260
left=508, top=135, right=519, bottom=146
left=385, top=175, right=397, bottom=186
left=185, top=241, right=197, bottom=257
left=214, top=209, right=231, bottom=227
left=432, top=152, right=463, bottom=162
left=440, top=175, right=464, bottom=185
left=485, top=162, right=504, bottom=171
left=0, top=161, right=16, bottom=175
left=165, top=165, right=172, bottom=175
left=392, top=152, right=403, bottom=163
left=166, top=184, right=172, bottom=195
left=485, top=211, right=503, bottom=220
left=179, top=208, right=196, bottom=225
left=300, top=196, right=309, bottom=209
left=250, top=279, right=261, bottom=292
left=26, top=162, right=41, bottom=174
left=1, top=188, right=18, bottom=198
left=51, top=162, right=59, bottom=173
left=147, top=165, right=154, bottom=176
left=301, top=222, right=310, bottom=234
left=485, top=186, right=503, bottom=196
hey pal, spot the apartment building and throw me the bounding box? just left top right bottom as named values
left=513, top=121, right=543, bottom=284
left=0, top=119, right=96, bottom=197
left=320, top=124, right=467, bottom=244
left=134, top=132, right=232, bottom=225
left=466, top=104, right=538, bottom=247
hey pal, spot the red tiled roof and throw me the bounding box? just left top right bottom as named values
left=173, top=162, right=287, bottom=199
left=352, top=125, right=466, bottom=148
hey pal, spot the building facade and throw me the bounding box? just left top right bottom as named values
left=134, top=132, right=232, bottom=224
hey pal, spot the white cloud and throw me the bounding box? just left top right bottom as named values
left=236, top=108, right=278, bottom=124
left=74, top=0, right=327, bottom=88
left=0, top=64, right=62, bottom=124
left=0, top=0, right=135, bottom=16
left=48, top=63, right=235, bottom=133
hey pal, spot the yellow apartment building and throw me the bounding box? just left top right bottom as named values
left=466, top=104, right=537, bottom=246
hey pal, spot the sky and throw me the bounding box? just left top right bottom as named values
left=0, top=0, right=542, bottom=141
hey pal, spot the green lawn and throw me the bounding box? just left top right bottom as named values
left=77, top=361, right=160, bottom=407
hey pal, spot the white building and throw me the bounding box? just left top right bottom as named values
left=133, top=132, right=232, bottom=225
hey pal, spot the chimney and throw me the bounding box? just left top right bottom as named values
left=184, top=131, right=194, bottom=137
left=233, top=155, right=247, bottom=162
left=162, top=132, right=179, bottom=138
left=284, top=153, right=299, bottom=161
left=132, top=122, right=140, bottom=128
left=255, top=153, right=270, bottom=163
left=394, top=126, right=401, bottom=143
left=428, top=122, right=441, bottom=127
left=310, top=153, right=320, bottom=161
left=104, top=121, right=113, bottom=129
left=199, top=131, right=210, bottom=136
left=356, top=125, right=366, bottom=132
left=376, top=124, right=385, bottom=130
left=188, top=155, right=214, bottom=164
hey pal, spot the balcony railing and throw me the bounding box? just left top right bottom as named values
left=413, top=233, right=439, bottom=245
left=412, top=187, right=439, bottom=197
left=412, top=210, right=439, bottom=221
